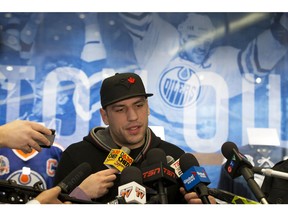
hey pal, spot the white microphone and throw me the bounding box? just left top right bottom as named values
left=118, top=166, right=146, bottom=204
left=252, top=167, right=288, bottom=180
left=169, top=158, right=183, bottom=177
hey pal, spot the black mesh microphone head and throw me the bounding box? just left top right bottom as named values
left=221, top=141, right=238, bottom=159
left=120, top=166, right=143, bottom=185
left=140, top=159, right=148, bottom=168
left=146, top=148, right=167, bottom=165
left=179, top=153, right=199, bottom=173
left=58, top=162, right=92, bottom=194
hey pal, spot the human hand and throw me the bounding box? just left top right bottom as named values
left=34, top=186, right=71, bottom=204
left=78, top=168, right=118, bottom=199
left=0, top=120, right=52, bottom=153
left=180, top=187, right=216, bottom=204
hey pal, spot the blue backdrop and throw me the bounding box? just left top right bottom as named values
left=1, top=12, right=287, bottom=188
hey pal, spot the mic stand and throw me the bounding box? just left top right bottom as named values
left=146, top=185, right=168, bottom=204
left=147, top=195, right=161, bottom=204
left=157, top=181, right=168, bottom=204
left=253, top=167, right=288, bottom=180
left=194, top=183, right=211, bottom=204
left=241, top=167, right=269, bottom=204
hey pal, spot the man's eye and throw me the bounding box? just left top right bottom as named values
left=136, top=103, right=144, bottom=107
left=115, top=108, right=124, bottom=112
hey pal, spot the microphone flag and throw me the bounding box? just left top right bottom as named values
left=104, top=146, right=133, bottom=172
left=180, top=166, right=211, bottom=192
left=118, top=166, right=146, bottom=204
left=118, top=181, right=146, bottom=204
left=170, top=158, right=183, bottom=177
left=141, top=162, right=177, bottom=185
left=224, top=148, right=253, bottom=179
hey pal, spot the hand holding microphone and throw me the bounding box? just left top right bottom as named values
left=57, top=162, right=92, bottom=194
left=58, top=162, right=118, bottom=203
left=33, top=162, right=103, bottom=204
left=179, top=153, right=212, bottom=204
left=74, top=146, right=132, bottom=201
left=76, top=168, right=118, bottom=200
left=32, top=186, right=70, bottom=204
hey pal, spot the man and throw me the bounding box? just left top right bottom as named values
left=53, top=72, right=215, bottom=204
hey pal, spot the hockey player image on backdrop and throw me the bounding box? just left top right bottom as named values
left=116, top=13, right=288, bottom=187
left=118, top=13, right=288, bottom=153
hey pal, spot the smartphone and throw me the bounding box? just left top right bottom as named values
left=38, top=129, right=56, bottom=148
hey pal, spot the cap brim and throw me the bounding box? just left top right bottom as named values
left=103, top=93, right=153, bottom=108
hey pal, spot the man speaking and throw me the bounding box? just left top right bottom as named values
left=53, top=73, right=215, bottom=204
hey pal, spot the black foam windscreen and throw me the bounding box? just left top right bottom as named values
left=120, top=166, right=143, bottom=185
left=221, top=141, right=238, bottom=159
left=179, top=153, right=199, bottom=172
left=146, top=148, right=167, bottom=165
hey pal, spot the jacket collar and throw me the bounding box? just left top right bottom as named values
left=87, top=126, right=154, bottom=163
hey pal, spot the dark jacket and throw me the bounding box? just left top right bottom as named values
left=54, top=126, right=186, bottom=204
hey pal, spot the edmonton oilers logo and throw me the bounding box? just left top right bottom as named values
left=7, top=170, right=47, bottom=189
left=159, top=66, right=200, bottom=108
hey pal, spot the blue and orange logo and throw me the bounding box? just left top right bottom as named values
left=159, top=64, right=200, bottom=108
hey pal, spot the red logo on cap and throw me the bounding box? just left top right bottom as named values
left=127, top=77, right=136, bottom=84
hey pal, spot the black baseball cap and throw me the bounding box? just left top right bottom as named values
left=100, top=73, right=153, bottom=108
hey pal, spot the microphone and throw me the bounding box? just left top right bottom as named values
left=166, top=155, right=183, bottom=177
left=179, top=153, right=211, bottom=204
left=166, top=155, right=175, bottom=165
left=169, top=158, right=183, bottom=177
left=118, top=166, right=146, bottom=204
left=208, top=188, right=260, bottom=204
left=252, top=167, right=288, bottom=180
left=141, top=149, right=178, bottom=204
left=57, top=162, right=92, bottom=194
left=104, top=146, right=134, bottom=172
left=221, top=141, right=269, bottom=204
left=0, top=178, right=101, bottom=204
left=221, top=141, right=253, bottom=179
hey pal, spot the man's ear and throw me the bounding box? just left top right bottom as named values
left=100, top=108, right=109, bottom=125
